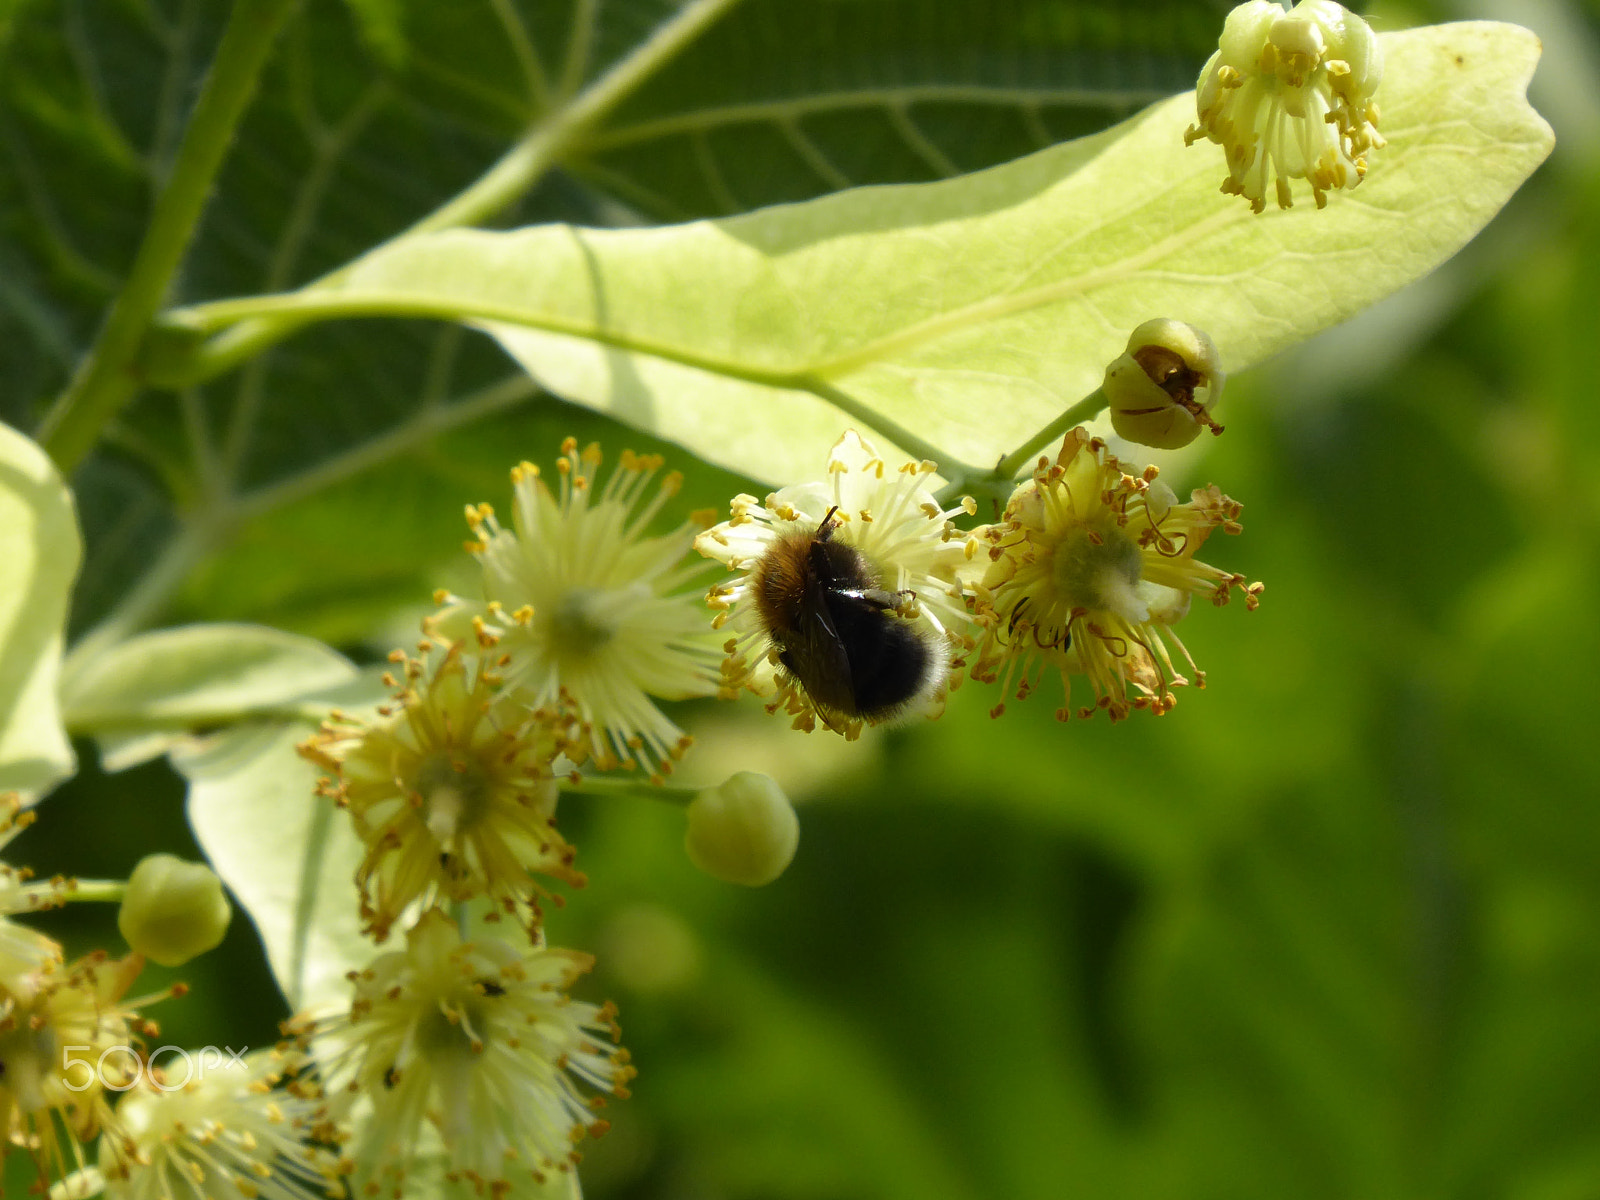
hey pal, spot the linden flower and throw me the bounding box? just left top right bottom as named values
left=287, top=908, right=633, bottom=1195
left=0, top=793, right=68, bottom=1002
left=0, top=793, right=71, bottom=916
left=442, top=438, right=723, bottom=779
left=970, top=428, right=1262, bottom=721
left=300, top=637, right=582, bottom=943
left=694, top=430, right=977, bottom=737
left=99, top=1050, right=342, bottom=1200
left=1185, top=0, right=1384, bottom=211
left=0, top=950, right=151, bottom=1183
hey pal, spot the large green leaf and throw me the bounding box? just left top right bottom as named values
left=557, top=0, right=1229, bottom=221
left=0, top=418, right=78, bottom=799
left=234, top=22, right=1553, bottom=485
left=345, top=0, right=1228, bottom=223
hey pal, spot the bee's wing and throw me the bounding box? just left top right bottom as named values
left=791, top=541, right=855, bottom=712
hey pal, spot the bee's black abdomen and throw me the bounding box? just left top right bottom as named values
left=806, top=534, right=937, bottom=719
left=826, top=593, right=933, bottom=717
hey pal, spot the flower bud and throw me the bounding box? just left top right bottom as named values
left=1104, top=318, right=1225, bottom=450
left=684, top=772, right=799, bottom=887
left=118, top=854, right=231, bottom=967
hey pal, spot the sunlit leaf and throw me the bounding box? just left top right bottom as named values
left=293, top=22, right=1553, bottom=484
left=0, top=418, right=78, bottom=800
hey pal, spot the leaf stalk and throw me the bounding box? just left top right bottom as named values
left=35, top=0, right=304, bottom=473
left=168, top=0, right=748, bottom=385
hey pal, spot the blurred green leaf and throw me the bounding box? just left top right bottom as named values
left=60, top=622, right=357, bottom=732
left=342, top=0, right=408, bottom=68
left=0, top=418, right=78, bottom=799
left=177, top=720, right=369, bottom=1010
left=1129, top=779, right=1417, bottom=1200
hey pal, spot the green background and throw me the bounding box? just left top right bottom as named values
left=3, top=0, right=1597, bottom=1195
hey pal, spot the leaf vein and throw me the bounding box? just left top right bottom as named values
left=587, top=85, right=1172, bottom=150
left=779, top=115, right=853, bottom=192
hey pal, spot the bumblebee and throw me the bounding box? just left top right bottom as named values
left=751, top=507, right=946, bottom=722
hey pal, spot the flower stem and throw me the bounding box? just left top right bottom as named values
left=994, top=386, right=1108, bottom=479
left=166, top=290, right=975, bottom=481
left=934, top=386, right=1109, bottom=511
left=170, top=0, right=746, bottom=386
left=63, top=880, right=128, bottom=905
left=34, top=0, right=303, bottom=474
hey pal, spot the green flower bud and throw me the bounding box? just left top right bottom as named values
left=684, top=772, right=799, bottom=887
left=1104, top=318, right=1225, bottom=450
left=118, top=854, right=231, bottom=967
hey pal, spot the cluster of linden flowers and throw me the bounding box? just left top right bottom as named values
left=691, top=313, right=1257, bottom=734
left=0, top=794, right=333, bottom=1200
left=15, top=439, right=709, bottom=1199
left=696, top=419, right=1260, bottom=734
left=1184, top=0, right=1385, bottom=211
left=275, top=370, right=1260, bottom=1191
left=284, top=439, right=722, bottom=1195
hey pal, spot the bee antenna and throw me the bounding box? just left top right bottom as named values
left=819, top=505, right=843, bottom=537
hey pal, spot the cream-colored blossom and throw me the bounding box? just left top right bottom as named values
left=970, top=428, right=1261, bottom=721
left=695, top=431, right=976, bottom=737
left=0, top=800, right=153, bottom=1186
left=0, top=793, right=66, bottom=1004
left=1185, top=0, right=1384, bottom=211
left=100, top=1050, right=343, bottom=1200
left=301, top=636, right=580, bottom=943
left=285, top=909, right=632, bottom=1196
left=0, top=951, right=150, bottom=1184
left=442, top=439, right=723, bottom=779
